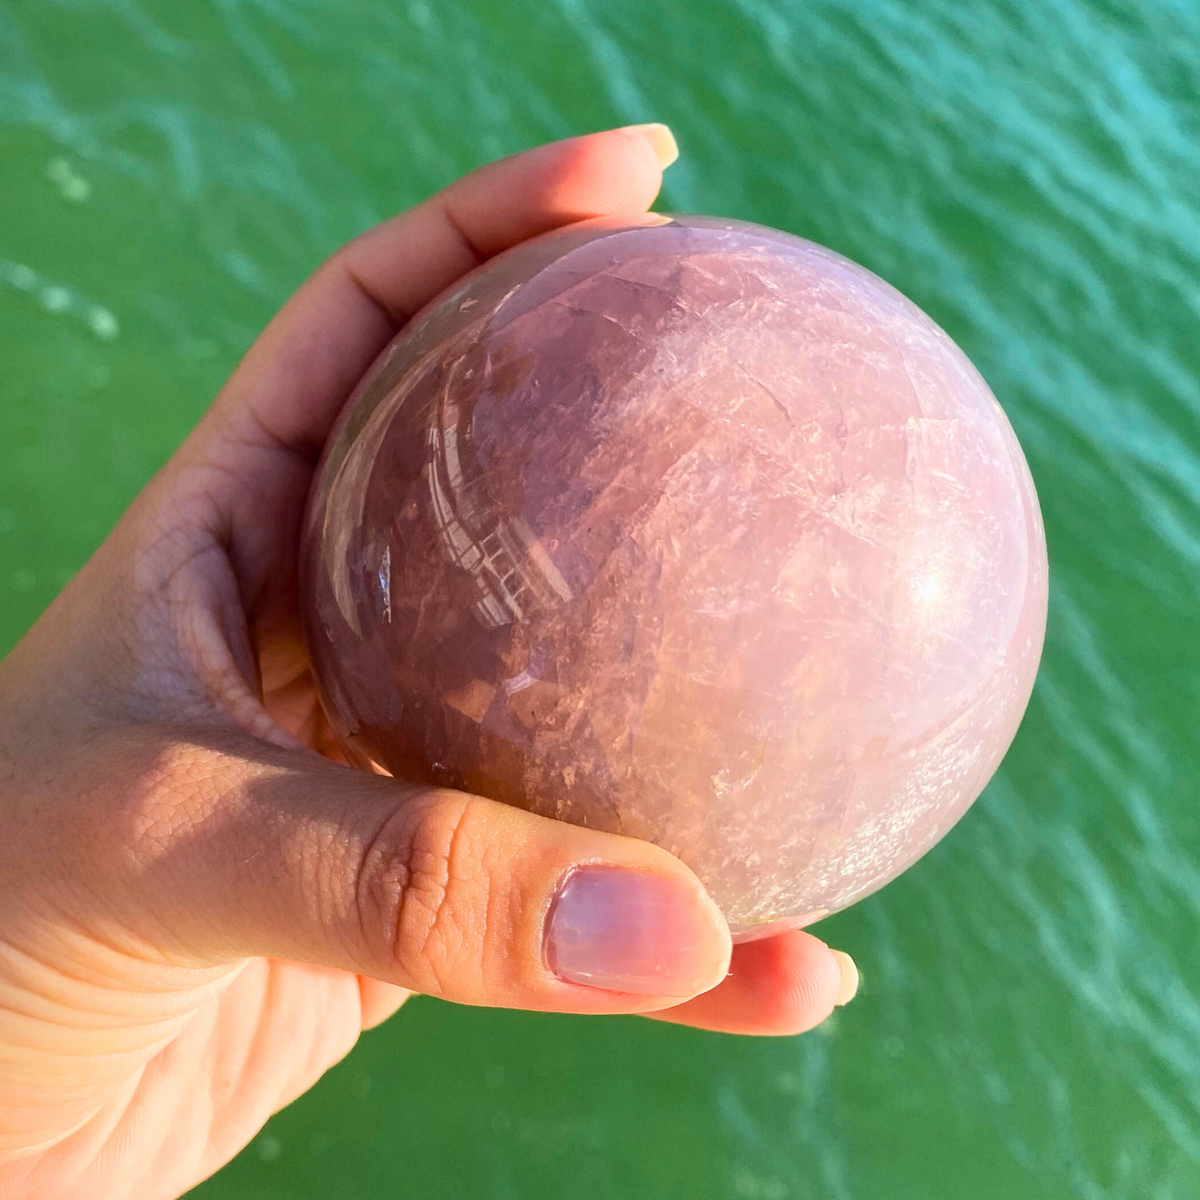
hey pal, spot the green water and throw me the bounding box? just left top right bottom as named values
left=3, top=1, right=1199, bottom=1196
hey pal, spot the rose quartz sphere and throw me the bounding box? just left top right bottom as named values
left=301, top=215, right=1048, bottom=939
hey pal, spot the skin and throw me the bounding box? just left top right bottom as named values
left=0, top=126, right=858, bottom=1200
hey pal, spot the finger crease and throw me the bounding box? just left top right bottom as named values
left=439, top=199, right=487, bottom=268
left=342, top=262, right=411, bottom=330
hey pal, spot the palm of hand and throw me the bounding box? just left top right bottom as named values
left=0, top=326, right=409, bottom=1200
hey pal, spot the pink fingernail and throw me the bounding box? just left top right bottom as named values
left=545, top=867, right=727, bottom=996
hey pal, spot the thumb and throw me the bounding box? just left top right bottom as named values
left=97, top=726, right=733, bottom=1015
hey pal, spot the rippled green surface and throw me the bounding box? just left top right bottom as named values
left=3, top=1, right=1199, bottom=1196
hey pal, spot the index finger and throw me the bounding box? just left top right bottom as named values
left=207, top=124, right=679, bottom=462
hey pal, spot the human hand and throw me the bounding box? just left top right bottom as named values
left=0, top=126, right=858, bottom=1200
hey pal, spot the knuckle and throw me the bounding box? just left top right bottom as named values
left=355, top=792, right=503, bottom=996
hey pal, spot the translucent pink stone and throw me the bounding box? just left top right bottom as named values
left=300, top=215, right=1048, bottom=939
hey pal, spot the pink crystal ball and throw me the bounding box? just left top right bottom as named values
left=301, top=215, right=1048, bottom=939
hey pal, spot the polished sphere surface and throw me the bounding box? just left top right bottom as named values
left=301, top=215, right=1048, bottom=939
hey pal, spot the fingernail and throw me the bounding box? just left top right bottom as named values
left=625, top=122, right=680, bottom=169
left=831, top=949, right=859, bottom=1006
left=545, top=867, right=728, bottom=996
